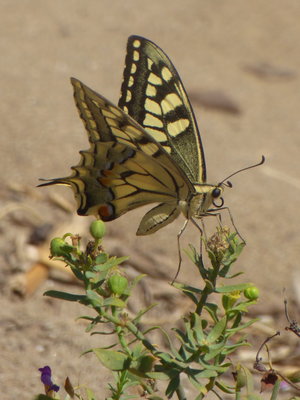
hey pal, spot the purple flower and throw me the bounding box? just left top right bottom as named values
left=38, top=366, right=59, bottom=394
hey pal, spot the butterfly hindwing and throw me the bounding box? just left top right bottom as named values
left=118, top=35, right=206, bottom=183
left=41, top=78, right=191, bottom=233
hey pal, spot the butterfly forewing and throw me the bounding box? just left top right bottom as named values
left=72, top=78, right=192, bottom=184
left=118, top=35, right=206, bottom=183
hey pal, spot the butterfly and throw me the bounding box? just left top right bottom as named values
left=40, top=36, right=263, bottom=241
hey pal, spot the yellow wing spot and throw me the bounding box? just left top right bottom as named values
left=92, top=98, right=104, bottom=107
left=133, top=39, right=141, bottom=48
left=133, top=50, right=140, bottom=61
left=102, top=109, right=117, bottom=119
left=89, top=128, right=99, bottom=138
left=85, top=109, right=92, bottom=119
left=106, top=117, right=119, bottom=128
left=161, top=93, right=183, bottom=113
left=167, top=119, right=190, bottom=137
left=145, top=127, right=167, bottom=142
left=148, top=72, right=162, bottom=86
left=81, top=100, right=88, bottom=110
left=115, top=185, right=137, bottom=198
left=147, top=57, right=153, bottom=69
left=109, top=106, right=123, bottom=118
left=145, top=98, right=161, bottom=115
left=128, top=76, right=134, bottom=87
left=126, top=90, right=132, bottom=102
left=143, top=113, right=163, bottom=128
left=140, top=141, right=160, bottom=156
left=161, top=66, right=173, bottom=82
left=126, top=125, right=144, bottom=139
left=123, top=105, right=129, bottom=113
left=163, top=145, right=172, bottom=153
left=130, top=63, right=137, bottom=74
left=111, top=127, right=129, bottom=140
left=89, top=119, right=97, bottom=129
left=146, top=83, right=157, bottom=97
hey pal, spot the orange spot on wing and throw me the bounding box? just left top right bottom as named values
left=98, top=204, right=112, bottom=219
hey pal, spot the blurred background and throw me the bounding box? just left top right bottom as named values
left=1, top=1, right=300, bottom=398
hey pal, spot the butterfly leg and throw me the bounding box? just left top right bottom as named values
left=171, top=219, right=189, bottom=284
left=190, top=217, right=205, bottom=252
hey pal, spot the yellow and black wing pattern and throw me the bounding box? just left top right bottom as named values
left=118, top=36, right=206, bottom=183
left=39, top=36, right=217, bottom=235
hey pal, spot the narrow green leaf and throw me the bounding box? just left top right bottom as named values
left=191, top=369, right=218, bottom=379
left=204, top=342, right=226, bottom=361
left=103, top=297, right=126, bottom=308
left=166, top=374, right=180, bottom=398
left=207, top=316, right=227, bottom=343
left=215, top=379, right=235, bottom=394
left=145, top=371, right=174, bottom=380
left=86, top=290, right=103, bottom=307
left=215, top=283, right=252, bottom=293
left=188, top=374, right=208, bottom=394
left=44, top=290, right=87, bottom=303
left=227, top=318, right=258, bottom=333
left=192, top=313, right=205, bottom=342
left=93, top=348, right=129, bottom=370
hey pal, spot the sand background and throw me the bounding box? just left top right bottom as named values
left=1, top=1, right=300, bottom=398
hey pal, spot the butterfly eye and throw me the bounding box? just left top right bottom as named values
left=212, top=188, right=221, bottom=198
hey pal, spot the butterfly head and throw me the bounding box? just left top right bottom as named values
left=188, top=183, right=226, bottom=218
left=193, top=156, right=266, bottom=217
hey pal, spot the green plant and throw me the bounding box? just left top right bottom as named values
left=34, top=222, right=296, bottom=399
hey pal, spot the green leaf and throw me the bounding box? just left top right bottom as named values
left=207, top=316, right=227, bottom=343
left=146, top=371, right=175, bottom=380
left=93, top=348, right=130, bottom=370
left=215, top=379, right=235, bottom=394
left=187, top=374, right=208, bottom=394
left=128, top=274, right=146, bottom=290
left=185, top=245, right=208, bottom=279
left=95, top=253, right=108, bottom=264
left=191, top=368, right=218, bottom=379
left=44, top=290, right=87, bottom=303
left=132, top=303, right=157, bottom=324
left=69, top=266, right=85, bottom=281
left=192, top=313, right=205, bottom=342
left=227, top=318, right=258, bottom=333
left=203, top=341, right=227, bottom=361
left=215, top=283, right=252, bottom=293
left=86, top=289, right=103, bottom=307
left=166, top=374, right=180, bottom=398
left=173, top=282, right=202, bottom=304
left=103, top=297, right=126, bottom=308
left=204, top=303, right=219, bottom=322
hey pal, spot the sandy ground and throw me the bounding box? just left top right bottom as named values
left=1, top=1, right=300, bottom=398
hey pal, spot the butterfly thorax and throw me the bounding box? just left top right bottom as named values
left=182, top=184, right=223, bottom=219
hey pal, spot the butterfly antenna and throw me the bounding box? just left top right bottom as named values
left=218, top=155, right=265, bottom=187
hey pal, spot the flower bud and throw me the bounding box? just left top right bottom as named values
left=90, top=220, right=106, bottom=240
left=244, top=286, right=259, bottom=300
left=50, top=237, right=73, bottom=257
left=108, top=274, right=128, bottom=296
